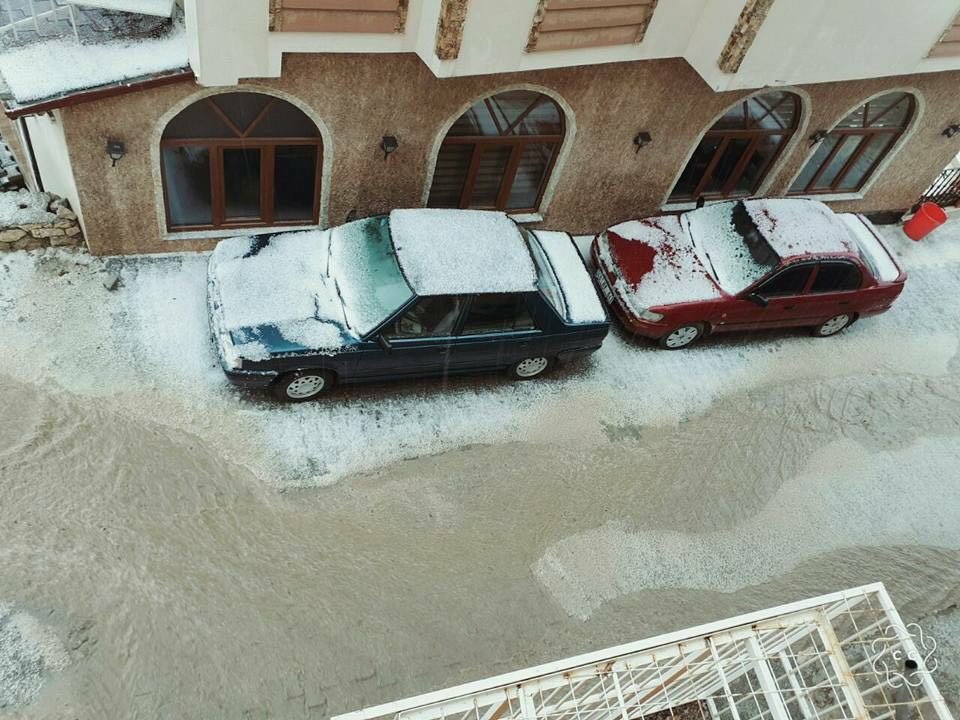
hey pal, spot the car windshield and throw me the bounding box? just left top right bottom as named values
left=330, top=216, right=414, bottom=337
left=685, top=201, right=780, bottom=293
left=523, top=228, right=568, bottom=318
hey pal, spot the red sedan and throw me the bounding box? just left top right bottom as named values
left=591, top=199, right=906, bottom=349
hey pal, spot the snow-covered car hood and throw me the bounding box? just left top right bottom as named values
left=596, top=216, right=722, bottom=314
left=208, top=230, right=353, bottom=362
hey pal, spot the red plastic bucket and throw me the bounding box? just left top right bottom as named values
left=903, top=201, right=947, bottom=241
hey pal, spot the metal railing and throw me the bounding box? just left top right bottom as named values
left=919, top=167, right=960, bottom=207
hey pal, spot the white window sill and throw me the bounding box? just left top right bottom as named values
left=785, top=192, right=864, bottom=202
left=661, top=193, right=865, bottom=213
left=163, top=223, right=321, bottom=242
left=509, top=213, right=543, bottom=224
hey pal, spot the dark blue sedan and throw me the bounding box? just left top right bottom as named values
left=207, top=209, right=609, bottom=401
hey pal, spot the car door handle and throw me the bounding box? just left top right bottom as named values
left=838, top=301, right=852, bottom=306
left=783, top=305, right=796, bottom=310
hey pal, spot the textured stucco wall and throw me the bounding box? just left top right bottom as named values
left=58, top=53, right=960, bottom=256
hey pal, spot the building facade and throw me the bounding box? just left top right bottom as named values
left=5, top=0, right=960, bottom=255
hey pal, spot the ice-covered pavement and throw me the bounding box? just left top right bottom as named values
left=0, top=220, right=958, bottom=488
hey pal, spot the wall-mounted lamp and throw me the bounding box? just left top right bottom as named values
left=633, top=131, right=652, bottom=153
left=106, top=140, right=126, bottom=167
left=809, top=129, right=829, bottom=147
left=943, top=124, right=960, bottom=138
left=380, top=135, right=399, bottom=161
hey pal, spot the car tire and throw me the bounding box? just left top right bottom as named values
left=509, top=356, right=552, bottom=380
left=272, top=370, right=334, bottom=402
left=813, top=313, right=854, bottom=338
left=658, top=323, right=705, bottom=350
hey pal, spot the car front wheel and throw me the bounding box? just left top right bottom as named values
left=658, top=323, right=704, bottom=349
left=813, top=313, right=854, bottom=337
left=273, top=370, right=334, bottom=402
left=509, top=356, right=551, bottom=380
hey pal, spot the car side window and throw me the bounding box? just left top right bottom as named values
left=811, top=262, right=862, bottom=293
left=385, top=296, right=463, bottom=338
left=755, top=265, right=812, bottom=297
left=460, top=294, right=536, bottom=336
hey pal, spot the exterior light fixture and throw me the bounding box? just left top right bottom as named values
left=633, top=131, right=652, bottom=153
left=809, top=129, right=828, bottom=147
left=943, top=124, right=960, bottom=138
left=380, top=135, right=399, bottom=160
left=106, top=140, right=126, bottom=167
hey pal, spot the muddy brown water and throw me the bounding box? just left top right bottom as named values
left=2, top=367, right=959, bottom=719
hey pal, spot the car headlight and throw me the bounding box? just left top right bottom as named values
left=638, top=309, right=664, bottom=322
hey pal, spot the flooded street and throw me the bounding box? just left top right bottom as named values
left=1, top=224, right=960, bottom=717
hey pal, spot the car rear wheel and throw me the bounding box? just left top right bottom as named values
left=273, top=370, right=334, bottom=402
left=658, top=323, right=704, bottom=350
left=509, top=356, right=551, bottom=380
left=813, top=313, right=854, bottom=337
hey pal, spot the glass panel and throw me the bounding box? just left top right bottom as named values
left=837, top=134, right=896, bottom=191
left=712, top=101, right=748, bottom=130
left=467, top=145, right=511, bottom=208
left=428, top=144, right=474, bottom=208
left=702, top=138, right=751, bottom=195
left=447, top=91, right=562, bottom=137
left=223, top=148, right=262, bottom=220
left=837, top=104, right=868, bottom=129
left=247, top=100, right=319, bottom=138
left=210, top=93, right=274, bottom=135
left=670, top=136, right=722, bottom=200
left=747, top=92, right=797, bottom=130
left=757, top=265, right=812, bottom=296
left=733, top=133, right=784, bottom=194
left=789, top=136, right=839, bottom=193
left=163, top=101, right=235, bottom=139
left=460, top=294, right=534, bottom=335
left=162, top=146, right=212, bottom=227
left=273, top=145, right=317, bottom=222
left=811, top=262, right=862, bottom=293
left=506, top=143, right=555, bottom=210
left=527, top=231, right=567, bottom=319
left=865, top=92, right=912, bottom=128
left=385, top=296, right=464, bottom=338
left=812, top=135, right=864, bottom=190
left=513, top=98, right=563, bottom=135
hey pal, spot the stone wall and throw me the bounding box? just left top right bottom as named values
left=55, top=54, right=960, bottom=255
left=0, top=193, right=84, bottom=251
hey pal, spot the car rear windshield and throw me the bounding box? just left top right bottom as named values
left=685, top=201, right=780, bottom=293
left=330, top=216, right=414, bottom=337
left=524, top=229, right=568, bottom=318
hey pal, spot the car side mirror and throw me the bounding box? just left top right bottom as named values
left=747, top=293, right=769, bottom=308
left=377, top=334, right=392, bottom=352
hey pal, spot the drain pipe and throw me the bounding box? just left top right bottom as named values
left=18, top=116, right=43, bottom=192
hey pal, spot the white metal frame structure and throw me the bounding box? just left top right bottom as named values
left=334, top=584, right=953, bottom=720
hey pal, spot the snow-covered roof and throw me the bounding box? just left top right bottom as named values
left=0, top=2, right=188, bottom=107
left=66, top=0, right=175, bottom=18
left=533, top=231, right=606, bottom=324
left=598, top=217, right=722, bottom=311
left=389, top=209, right=538, bottom=296
left=744, top=199, right=856, bottom=258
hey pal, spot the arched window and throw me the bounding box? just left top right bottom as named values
left=670, top=91, right=800, bottom=202
left=428, top=90, right=565, bottom=213
left=789, top=92, right=915, bottom=195
left=161, top=92, right=323, bottom=231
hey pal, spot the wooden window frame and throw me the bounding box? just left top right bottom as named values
left=432, top=94, right=566, bottom=214
left=160, top=96, right=323, bottom=233
left=788, top=94, right=914, bottom=197
left=669, top=94, right=800, bottom=203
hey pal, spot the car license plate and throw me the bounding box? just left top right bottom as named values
left=594, top=268, right=614, bottom=303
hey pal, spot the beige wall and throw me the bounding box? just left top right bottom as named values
left=58, top=53, right=960, bottom=256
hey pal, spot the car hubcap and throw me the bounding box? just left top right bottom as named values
left=286, top=375, right=325, bottom=399
left=516, top=357, right=548, bottom=377
left=666, top=326, right=699, bottom=348
left=820, top=314, right=851, bottom=336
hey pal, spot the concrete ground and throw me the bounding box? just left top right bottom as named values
left=0, top=221, right=958, bottom=718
